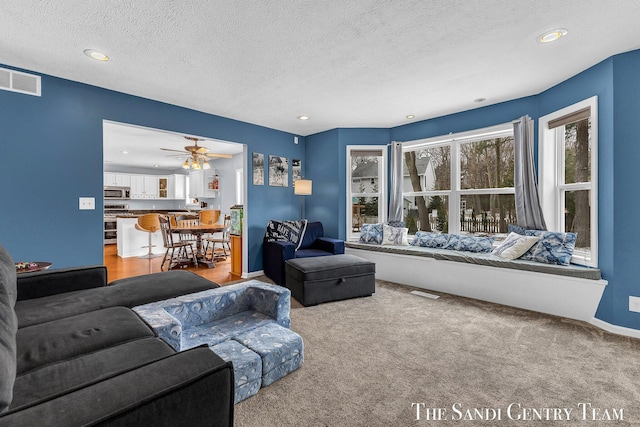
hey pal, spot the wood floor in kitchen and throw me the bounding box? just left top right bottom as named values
left=103, top=244, right=240, bottom=285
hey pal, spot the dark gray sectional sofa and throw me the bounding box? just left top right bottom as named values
left=0, top=244, right=234, bottom=426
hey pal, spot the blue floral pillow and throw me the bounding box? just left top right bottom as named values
left=359, top=223, right=383, bottom=244
left=442, top=234, right=494, bottom=253
left=410, top=231, right=450, bottom=248
left=519, top=230, right=577, bottom=265
left=507, top=224, right=528, bottom=235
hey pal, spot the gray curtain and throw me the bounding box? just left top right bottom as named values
left=514, top=116, right=547, bottom=230
left=387, top=141, right=403, bottom=223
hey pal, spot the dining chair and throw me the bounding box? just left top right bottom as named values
left=134, top=213, right=162, bottom=259
left=205, top=214, right=231, bottom=258
left=199, top=210, right=221, bottom=259
left=175, top=214, right=199, bottom=244
left=199, top=209, right=221, bottom=225
left=158, top=215, right=198, bottom=270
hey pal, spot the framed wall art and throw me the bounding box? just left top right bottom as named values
left=252, top=152, right=264, bottom=185
left=268, top=155, right=288, bottom=187
left=292, top=159, right=301, bottom=182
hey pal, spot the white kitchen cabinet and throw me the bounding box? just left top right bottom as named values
left=189, top=170, right=217, bottom=199
left=188, top=170, right=205, bottom=198
left=143, top=176, right=158, bottom=198
left=158, top=176, right=169, bottom=199
left=172, top=174, right=186, bottom=199
left=158, top=175, right=186, bottom=199
left=130, top=174, right=158, bottom=199
left=104, top=172, right=131, bottom=187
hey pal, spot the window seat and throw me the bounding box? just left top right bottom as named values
left=345, top=242, right=601, bottom=280
left=345, top=242, right=607, bottom=323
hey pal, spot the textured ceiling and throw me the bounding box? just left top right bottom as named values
left=2, top=1, right=640, bottom=137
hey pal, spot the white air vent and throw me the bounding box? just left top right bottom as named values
left=0, top=67, right=41, bottom=96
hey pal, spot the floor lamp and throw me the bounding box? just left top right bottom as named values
left=294, top=179, right=312, bottom=219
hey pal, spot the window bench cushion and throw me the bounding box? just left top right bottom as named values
left=345, top=242, right=601, bottom=280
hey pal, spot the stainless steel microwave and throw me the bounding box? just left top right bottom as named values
left=104, top=187, right=130, bottom=199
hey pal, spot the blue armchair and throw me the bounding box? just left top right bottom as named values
left=263, top=221, right=344, bottom=285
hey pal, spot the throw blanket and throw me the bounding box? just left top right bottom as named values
left=265, top=220, right=308, bottom=250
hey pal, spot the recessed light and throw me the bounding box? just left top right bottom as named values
left=121, top=150, right=128, bottom=154
left=473, top=98, right=486, bottom=103
left=84, top=49, right=109, bottom=61
left=154, top=164, right=159, bottom=168
left=406, top=115, right=415, bottom=119
left=538, top=29, right=568, bottom=44
left=297, top=115, right=310, bottom=121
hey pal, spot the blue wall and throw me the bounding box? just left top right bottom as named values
left=3, top=47, right=639, bottom=332
left=304, top=50, right=639, bottom=331
left=0, top=65, right=304, bottom=273
left=306, top=128, right=390, bottom=239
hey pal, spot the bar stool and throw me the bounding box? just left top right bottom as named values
left=135, top=213, right=162, bottom=259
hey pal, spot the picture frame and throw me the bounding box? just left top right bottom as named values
left=292, top=159, right=301, bottom=182
left=252, top=152, right=264, bottom=185
left=268, top=155, right=288, bottom=187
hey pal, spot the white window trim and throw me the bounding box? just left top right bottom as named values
left=402, top=123, right=514, bottom=236
left=346, top=145, right=387, bottom=241
left=538, top=96, right=598, bottom=267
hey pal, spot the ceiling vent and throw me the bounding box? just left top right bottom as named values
left=0, top=67, right=41, bottom=96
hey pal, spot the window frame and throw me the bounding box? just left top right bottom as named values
left=538, top=96, right=598, bottom=267
left=346, top=145, right=387, bottom=241
left=402, top=123, right=515, bottom=236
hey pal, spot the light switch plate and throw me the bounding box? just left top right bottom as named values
left=629, top=296, right=640, bottom=313
left=79, top=197, right=95, bottom=210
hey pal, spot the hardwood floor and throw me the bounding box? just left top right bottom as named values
left=103, top=244, right=240, bottom=284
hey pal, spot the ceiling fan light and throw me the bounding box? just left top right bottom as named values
left=202, top=161, right=211, bottom=170
left=182, top=159, right=190, bottom=169
left=191, top=161, right=201, bottom=170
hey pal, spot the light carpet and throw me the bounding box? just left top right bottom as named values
left=232, top=278, right=640, bottom=426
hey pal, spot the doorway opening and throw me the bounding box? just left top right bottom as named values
left=102, top=120, right=246, bottom=283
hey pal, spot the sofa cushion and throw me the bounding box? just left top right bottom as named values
left=16, top=306, right=154, bottom=375
left=180, top=311, right=274, bottom=349
left=17, top=265, right=107, bottom=301
left=295, top=248, right=335, bottom=258
left=10, top=337, right=174, bottom=411
left=0, top=244, right=17, bottom=413
left=234, top=323, right=304, bottom=386
left=0, top=347, right=233, bottom=427
left=299, top=221, right=323, bottom=249
left=15, top=270, right=218, bottom=328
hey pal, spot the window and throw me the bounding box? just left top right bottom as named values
left=347, top=146, right=387, bottom=240
left=539, top=97, right=598, bottom=266
left=402, top=123, right=515, bottom=237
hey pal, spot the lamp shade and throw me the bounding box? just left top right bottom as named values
left=294, top=179, right=312, bottom=195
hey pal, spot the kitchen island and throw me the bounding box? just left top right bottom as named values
left=117, top=216, right=165, bottom=258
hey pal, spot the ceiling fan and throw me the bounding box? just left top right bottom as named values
left=161, top=136, right=232, bottom=170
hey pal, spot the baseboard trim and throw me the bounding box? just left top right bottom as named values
left=243, top=270, right=264, bottom=279
left=589, top=318, right=640, bottom=339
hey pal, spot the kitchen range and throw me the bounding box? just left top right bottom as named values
left=104, top=204, right=129, bottom=244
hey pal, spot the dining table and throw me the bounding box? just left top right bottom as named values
left=172, top=223, right=227, bottom=268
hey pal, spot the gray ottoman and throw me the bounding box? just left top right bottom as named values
left=285, top=254, right=375, bottom=306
